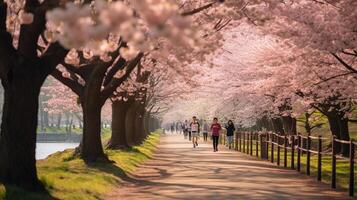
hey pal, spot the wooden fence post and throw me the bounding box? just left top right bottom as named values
left=297, top=134, right=301, bottom=172
left=291, top=135, right=295, bottom=170
left=259, top=134, right=263, bottom=158
left=349, top=139, right=354, bottom=197
left=284, top=135, right=287, bottom=168
left=331, top=135, right=336, bottom=189
left=277, top=135, right=281, bottom=166
left=307, top=136, right=311, bottom=176
left=250, top=132, right=253, bottom=155
left=239, top=132, right=242, bottom=152
left=271, top=133, right=274, bottom=163
left=247, top=132, right=250, bottom=155
left=243, top=132, right=246, bottom=153
left=317, top=135, right=322, bottom=181
left=256, top=133, right=259, bottom=157
left=235, top=132, right=238, bottom=151
left=266, top=133, right=270, bottom=160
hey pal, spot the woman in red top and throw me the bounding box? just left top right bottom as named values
left=211, top=117, right=222, bottom=152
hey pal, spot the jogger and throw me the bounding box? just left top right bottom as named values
left=210, top=117, right=221, bottom=152
left=190, top=116, right=200, bottom=148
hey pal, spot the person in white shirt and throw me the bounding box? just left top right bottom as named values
left=190, top=116, right=200, bottom=148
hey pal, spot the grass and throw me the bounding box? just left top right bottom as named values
left=0, top=130, right=162, bottom=200
left=297, top=118, right=357, bottom=140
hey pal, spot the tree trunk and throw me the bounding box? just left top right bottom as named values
left=0, top=64, right=45, bottom=190
left=143, top=112, right=150, bottom=136
left=81, top=100, right=106, bottom=161
left=326, top=112, right=350, bottom=156
left=339, top=117, right=350, bottom=156
left=304, top=113, right=312, bottom=134
left=125, top=100, right=138, bottom=146
left=134, top=103, right=146, bottom=144
left=44, top=110, right=49, bottom=128
left=281, top=116, right=297, bottom=135
left=261, top=116, right=273, bottom=131
left=271, top=118, right=285, bottom=134
left=39, top=95, right=44, bottom=131
left=56, top=114, right=61, bottom=129
left=148, top=117, right=155, bottom=132
left=78, top=63, right=110, bottom=162
left=107, top=100, right=130, bottom=149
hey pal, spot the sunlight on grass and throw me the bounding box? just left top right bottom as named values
left=0, top=130, right=161, bottom=200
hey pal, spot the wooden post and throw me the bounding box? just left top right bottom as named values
left=266, top=133, right=270, bottom=160
left=243, top=132, right=246, bottom=153
left=297, top=134, right=301, bottom=172
left=256, top=133, right=259, bottom=157
left=317, top=135, right=322, bottom=181
left=331, top=135, right=336, bottom=189
left=259, top=134, right=263, bottom=158
left=235, top=131, right=238, bottom=151
left=284, top=135, right=287, bottom=168
left=291, top=135, right=295, bottom=170
left=349, top=139, right=354, bottom=197
left=307, top=135, right=311, bottom=176
left=271, top=133, right=274, bottom=163
left=250, top=132, right=253, bottom=155
left=246, top=132, right=249, bottom=154
left=239, top=132, right=242, bottom=152
left=277, top=136, right=281, bottom=166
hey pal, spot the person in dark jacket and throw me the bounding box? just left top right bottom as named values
left=225, top=120, right=235, bottom=149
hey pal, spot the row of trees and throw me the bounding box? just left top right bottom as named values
left=0, top=0, right=240, bottom=190
left=163, top=1, right=356, bottom=157
left=0, top=0, right=354, bottom=193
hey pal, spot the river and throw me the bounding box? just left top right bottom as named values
left=36, top=143, right=79, bottom=160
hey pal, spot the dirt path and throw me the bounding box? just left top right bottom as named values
left=106, top=134, right=351, bottom=200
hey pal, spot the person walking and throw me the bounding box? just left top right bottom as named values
left=170, top=123, right=175, bottom=134
left=190, top=116, right=200, bottom=148
left=225, top=120, right=235, bottom=149
left=183, top=120, right=189, bottom=139
left=202, top=120, right=209, bottom=142
left=211, top=117, right=221, bottom=152
left=187, top=120, right=192, bottom=141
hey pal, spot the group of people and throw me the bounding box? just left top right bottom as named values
left=182, top=116, right=236, bottom=152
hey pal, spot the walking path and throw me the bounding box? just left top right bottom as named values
left=106, top=134, right=350, bottom=200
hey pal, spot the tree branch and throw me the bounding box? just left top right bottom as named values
left=101, top=53, right=144, bottom=100
left=17, top=0, right=42, bottom=58
left=348, top=119, right=357, bottom=123
left=342, top=50, right=357, bottom=57
left=51, top=68, right=83, bottom=96
left=0, top=1, right=17, bottom=81
left=331, top=52, right=357, bottom=73
left=181, top=1, right=216, bottom=16
left=313, top=71, right=355, bottom=85
left=103, top=56, right=126, bottom=86
left=40, top=42, right=68, bottom=76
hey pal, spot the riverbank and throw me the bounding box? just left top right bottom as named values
left=0, top=130, right=161, bottom=200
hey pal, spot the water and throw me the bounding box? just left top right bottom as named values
left=36, top=143, right=79, bottom=160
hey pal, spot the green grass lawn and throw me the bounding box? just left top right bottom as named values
left=0, top=130, right=161, bottom=200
